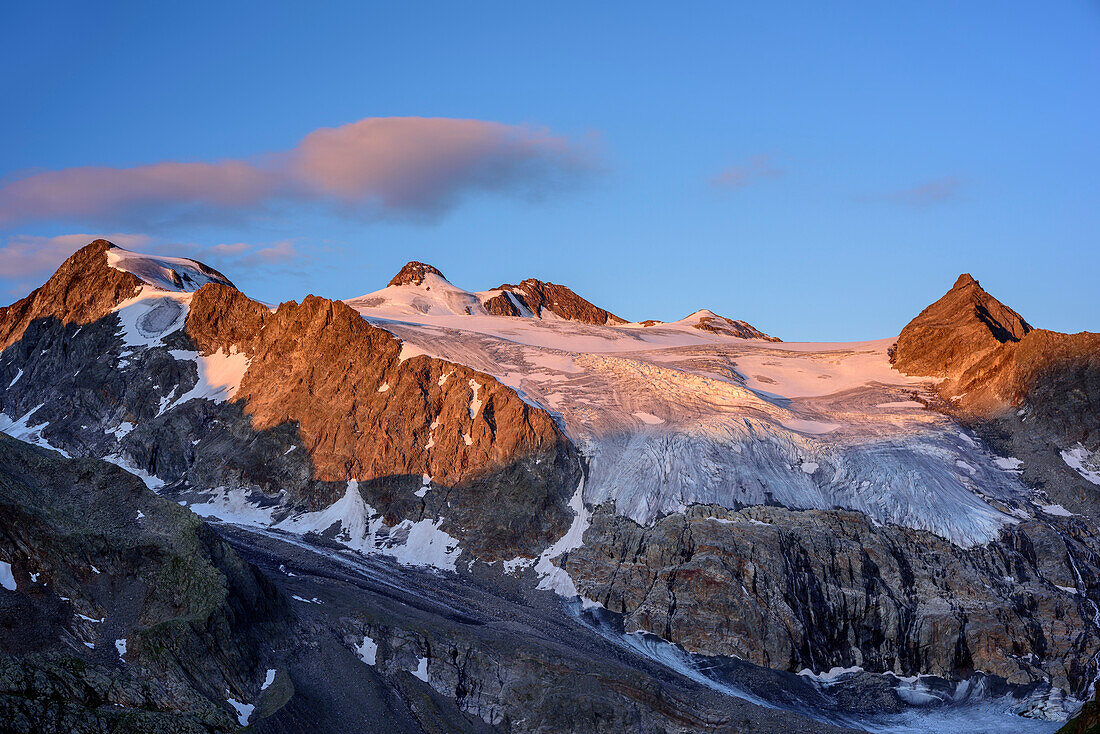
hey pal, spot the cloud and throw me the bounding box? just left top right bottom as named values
left=0, top=233, right=155, bottom=279
left=871, top=176, right=965, bottom=207
left=199, top=239, right=300, bottom=269
left=0, top=233, right=304, bottom=299
left=710, top=155, right=785, bottom=189
left=0, top=118, right=596, bottom=228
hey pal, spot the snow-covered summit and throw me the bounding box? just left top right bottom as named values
left=667, top=309, right=779, bottom=341
left=105, top=246, right=234, bottom=293
left=347, top=263, right=489, bottom=318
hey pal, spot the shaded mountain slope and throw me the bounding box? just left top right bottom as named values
left=0, top=433, right=285, bottom=732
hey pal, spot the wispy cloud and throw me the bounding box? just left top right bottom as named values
left=0, top=233, right=155, bottom=279
left=868, top=176, right=965, bottom=207
left=0, top=118, right=597, bottom=228
left=710, top=155, right=785, bottom=189
left=0, top=233, right=304, bottom=299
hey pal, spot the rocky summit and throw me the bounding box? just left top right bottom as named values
left=2, top=240, right=1099, bottom=733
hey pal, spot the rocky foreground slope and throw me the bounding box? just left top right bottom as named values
left=2, top=240, right=1099, bottom=732
left=0, top=432, right=284, bottom=732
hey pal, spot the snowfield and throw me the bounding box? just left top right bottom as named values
left=347, top=280, right=1040, bottom=550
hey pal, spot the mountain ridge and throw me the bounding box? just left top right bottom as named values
left=2, top=239, right=1099, bottom=732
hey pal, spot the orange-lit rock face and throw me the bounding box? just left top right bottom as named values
left=485, top=278, right=625, bottom=325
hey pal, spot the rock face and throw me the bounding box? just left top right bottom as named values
left=0, top=240, right=144, bottom=350
left=564, top=503, right=1100, bottom=695
left=483, top=278, right=625, bottom=325
left=0, top=433, right=285, bottom=732
left=388, top=261, right=446, bottom=287
left=892, top=273, right=1099, bottom=440
left=1059, top=689, right=1100, bottom=734
left=892, top=274, right=1031, bottom=381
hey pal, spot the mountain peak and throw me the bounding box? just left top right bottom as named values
left=484, top=278, right=625, bottom=325
left=953, top=273, right=979, bottom=289
left=389, top=261, right=446, bottom=287
left=892, top=273, right=1031, bottom=378
left=677, top=309, right=779, bottom=341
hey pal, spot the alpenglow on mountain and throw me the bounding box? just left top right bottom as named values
left=1, top=239, right=1099, bottom=733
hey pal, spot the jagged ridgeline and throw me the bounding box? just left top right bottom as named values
left=1, top=239, right=1099, bottom=732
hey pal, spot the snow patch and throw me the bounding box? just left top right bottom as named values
left=798, top=665, right=864, bottom=683
left=503, top=556, right=535, bottom=575
left=261, top=669, right=276, bottom=690
left=112, top=290, right=189, bottom=349
left=189, top=488, right=277, bottom=526
left=355, top=636, right=378, bottom=666
left=101, top=453, right=164, bottom=489
left=535, top=479, right=598, bottom=606
left=167, top=347, right=250, bottom=407
left=226, top=697, right=254, bottom=726
left=115, top=638, right=127, bottom=658
left=275, top=481, right=462, bottom=571
left=398, top=342, right=427, bottom=362
left=0, top=404, right=71, bottom=457
left=780, top=418, right=841, bottom=435
left=468, top=379, right=482, bottom=418
left=0, top=561, right=15, bottom=591
left=956, top=460, right=976, bottom=475
left=107, top=247, right=229, bottom=293
left=1040, top=504, right=1076, bottom=518
left=633, top=411, right=665, bottom=425
left=411, top=657, right=429, bottom=682
left=1061, top=445, right=1100, bottom=485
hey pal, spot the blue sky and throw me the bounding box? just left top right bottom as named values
left=1, top=1, right=1097, bottom=340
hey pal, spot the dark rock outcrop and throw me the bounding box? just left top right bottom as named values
left=483, top=279, right=625, bottom=325
left=388, top=261, right=446, bottom=287
left=1059, top=688, right=1100, bottom=734
left=562, top=504, right=1100, bottom=696
left=688, top=310, right=779, bottom=341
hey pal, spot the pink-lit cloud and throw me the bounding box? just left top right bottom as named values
left=0, top=233, right=157, bottom=279
left=869, top=176, right=965, bottom=207
left=0, top=118, right=596, bottom=228
left=710, top=155, right=785, bottom=189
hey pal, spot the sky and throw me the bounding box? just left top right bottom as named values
left=1, top=1, right=1097, bottom=341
